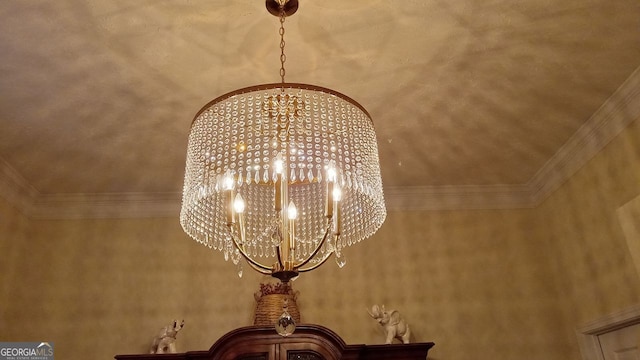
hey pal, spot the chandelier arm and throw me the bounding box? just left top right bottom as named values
left=243, top=257, right=274, bottom=275
left=234, top=243, right=273, bottom=273
left=227, top=227, right=273, bottom=272
left=293, top=221, right=332, bottom=269
left=298, top=250, right=333, bottom=273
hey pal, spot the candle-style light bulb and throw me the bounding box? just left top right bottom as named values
left=327, top=166, right=336, bottom=182
left=333, top=185, right=342, bottom=235
left=223, top=172, right=235, bottom=190
left=274, top=153, right=284, bottom=174
left=224, top=171, right=235, bottom=225
left=287, top=201, right=297, bottom=259
left=325, top=166, right=337, bottom=218
left=234, top=193, right=245, bottom=213
left=287, top=201, right=298, bottom=220
left=333, top=186, right=342, bottom=202
left=234, top=193, right=246, bottom=245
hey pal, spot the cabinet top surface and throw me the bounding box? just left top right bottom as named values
left=115, top=324, right=435, bottom=360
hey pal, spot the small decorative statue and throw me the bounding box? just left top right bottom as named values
left=367, top=305, right=410, bottom=344
left=150, top=319, right=185, bottom=354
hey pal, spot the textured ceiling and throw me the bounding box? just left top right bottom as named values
left=1, top=0, right=639, bottom=199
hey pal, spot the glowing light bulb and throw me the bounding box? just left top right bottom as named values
left=287, top=201, right=298, bottom=220
left=234, top=194, right=245, bottom=213
left=274, top=154, right=284, bottom=174
left=223, top=173, right=234, bottom=190
left=333, top=186, right=342, bottom=202
left=327, top=167, right=336, bottom=182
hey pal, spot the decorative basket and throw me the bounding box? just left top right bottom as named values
left=253, top=281, right=301, bottom=326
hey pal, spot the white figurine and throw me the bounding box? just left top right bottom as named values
left=367, top=305, right=410, bottom=344
left=150, top=320, right=184, bottom=354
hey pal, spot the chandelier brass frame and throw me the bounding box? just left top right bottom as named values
left=180, top=0, right=386, bottom=283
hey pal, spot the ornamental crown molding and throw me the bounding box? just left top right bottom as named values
left=1, top=66, right=639, bottom=218
left=527, top=65, right=640, bottom=204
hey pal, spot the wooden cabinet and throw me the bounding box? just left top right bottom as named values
left=115, top=325, right=434, bottom=360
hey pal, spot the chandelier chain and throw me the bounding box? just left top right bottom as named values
left=279, top=10, right=286, bottom=83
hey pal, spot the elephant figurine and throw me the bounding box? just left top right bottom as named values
left=367, top=305, right=410, bottom=344
left=150, top=319, right=185, bottom=354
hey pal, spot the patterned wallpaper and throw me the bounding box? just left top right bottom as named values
left=0, top=120, right=638, bottom=360
left=537, top=118, right=640, bottom=354
left=0, top=196, right=29, bottom=332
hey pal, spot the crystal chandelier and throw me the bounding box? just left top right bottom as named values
left=180, top=0, right=386, bottom=283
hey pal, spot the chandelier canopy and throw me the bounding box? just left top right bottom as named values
left=180, top=0, right=386, bottom=282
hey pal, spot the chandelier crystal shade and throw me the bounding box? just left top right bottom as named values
left=180, top=0, right=386, bottom=282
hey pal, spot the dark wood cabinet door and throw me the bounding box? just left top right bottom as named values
left=236, top=354, right=270, bottom=360
left=285, top=350, right=325, bottom=360
left=213, top=343, right=275, bottom=360
left=280, top=342, right=337, bottom=360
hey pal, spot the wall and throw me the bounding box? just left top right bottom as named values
left=0, top=121, right=637, bottom=360
left=0, top=217, right=264, bottom=359
left=538, top=118, right=640, bottom=356
left=296, top=208, right=568, bottom=360
left=0, top=196, right=30, bottom=333
left=0, top=207, right=570, bottom=360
